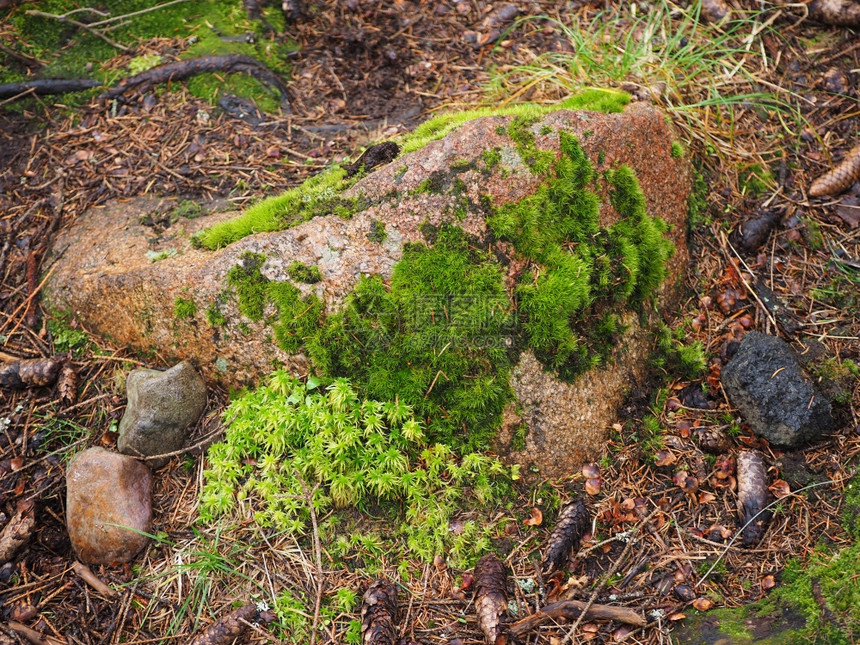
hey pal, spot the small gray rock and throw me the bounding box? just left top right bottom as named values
left=721, top=332, right=836, bottom=448
left=66, top=447, right=152, bottom=565
left=118, top=361, right=207, bottom=468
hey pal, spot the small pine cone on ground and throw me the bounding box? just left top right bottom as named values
left=474, top=553, right=508, bottom=645
left=542, top=499, right=590, bottom=575
left=361, top=579, right=399, bottom=645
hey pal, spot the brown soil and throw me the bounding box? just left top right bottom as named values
left=0, top=1, right=858, bottom=644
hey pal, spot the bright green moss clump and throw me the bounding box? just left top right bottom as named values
left=173, top=297, right=197, bottom=320
left=197, top=168, right=362, bottom=250
left=488, top=132, right=674, bottom=380
left=199, top=373, right=516, bottom=562
left=399, top=88, right=630, bottom=155
left=308, top=225, right=514, bottom=450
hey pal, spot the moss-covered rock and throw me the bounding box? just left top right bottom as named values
left=46, top=100, right=692, bottom=472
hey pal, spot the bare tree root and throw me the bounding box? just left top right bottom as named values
left=100, top=54, right=291, bottom=111
left=0, top=79, right=103, bottom=100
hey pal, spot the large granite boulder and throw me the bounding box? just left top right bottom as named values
left=47, top=101, right=693, bottom=477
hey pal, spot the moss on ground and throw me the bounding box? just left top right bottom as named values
left=2, top=0, right=295, bottom=110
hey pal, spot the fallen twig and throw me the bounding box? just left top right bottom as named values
left=24, top=9, right=131, bottom=51
left=295, top=473, right=324, bottom=645
left=509, top=600, right=647, bottom=637
left=71, top=562, right=117, bottom=598
left=6, top=621, right=64, bottom=645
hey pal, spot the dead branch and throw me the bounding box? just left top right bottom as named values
left=0, top=79, right=103, bottom=100
left=0, top=501, right=36, bottom=564
left=5, top=621, right=64, bottom=645
left=296, top=474, right=324, bottom=645
left=100, top=55, right=291, bottom=110
left=509, top=600, right=647, bottom=637
left=72, top=562, right=117, bottom=598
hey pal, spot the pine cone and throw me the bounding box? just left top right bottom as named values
left=474, top=554, right=508, bottom=645
left=737, top=451, right=772, bottom=546
left=696, top=427, right=732, bottom=454
left=542, top=499, right=589, bottom=575
left=361, top=580, right=399, bottom=645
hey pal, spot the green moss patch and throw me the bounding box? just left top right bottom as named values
left=215, top=130, right=674, bottom=451
left=199, top=374, right=516, bottom=564
left=173, top=297, right=197, bottom=320
left=3, top=0, right=295, bottom=109
left=488, top=132, right=674, bottom=380
left=287, top=261, right=322, bottom=284
left=308, top=225, right=515, bottom=451
left=225, top=251, right=322, bottom=353
left=196, top=168, right=362, bottom=249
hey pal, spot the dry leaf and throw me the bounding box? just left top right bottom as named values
left=700, top=491, right=718, bottom=504
left=523, top=507, right=543, bottom=527
left=655, top=450, right=677, bottom=467
left=674, top=471, right=699, bottom=494
left=582, top=463, right=600, bottom=479
left=612, top=625, right=635, bottom=641
left=769, top=479, right=791, bottom=499
left=835, top=196, right=860, bottom=228
left=673, top=584, right=696, bottom=602
left=692, top=598, right=714, bottom=611
left=713, top=456, right=735, bottom=479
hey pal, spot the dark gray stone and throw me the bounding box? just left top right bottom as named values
left=721, top=332, right=836, bottom=448
left=118, top=361, right=207, bottom=468
left=66, top=447, right=152, bottom=565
